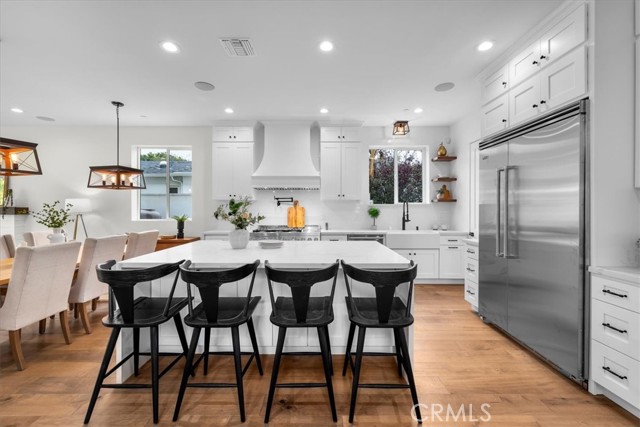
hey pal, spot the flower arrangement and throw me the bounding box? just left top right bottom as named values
left=32, top=200, right=73, bottom=229
left=213, top=197, right=264, bottom=230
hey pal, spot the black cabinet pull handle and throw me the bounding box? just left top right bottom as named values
left=540, top=100, right=547, bottom=104
left=532, top=104, right=539, bottom=108
left=466, top=267, right=475, bottom=272
left=502, top=81, right=507, bottom=87
left=602, top=289, right=628, bottom=298
left=602, top=323, right=628, bottom=334
left=502, top=119, right=507, bottom=123
left=448, top=246, right=458, bottom=249
left=602, top=366, right=628, bottom=380
left=532, top=60, right=539, bottom=65
left=540, top=55, right=547, bottom=60
left=466, top=290, right=475, bottom=295
left=467, top=249, right=475, bottom=253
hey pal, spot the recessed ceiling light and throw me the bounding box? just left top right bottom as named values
left=224, top=108, right=234, bottom=114
left=140, top=115, right=148, bottom=118
left=10, top=108, right=23, bottom=113
left=194, top=81, right=215, bottom=91
left=477, top=41, right=494, bottom=52
left=434, top=82, right=455, bottom=92
left=319, top=41, right=334, bottom=52
left=414, top=108, right=423, bottom=113
left=161, top=41, right=180, bottom=53
left=320, top=108, right=329, bottom=114
left=36, top=116, right=56, bottom=122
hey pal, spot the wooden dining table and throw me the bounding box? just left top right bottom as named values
left=1, top=258, right=14, bottom=286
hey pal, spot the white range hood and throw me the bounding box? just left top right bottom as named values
left=252, top=122, right=320, bottom=189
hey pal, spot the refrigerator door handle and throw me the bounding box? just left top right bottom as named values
left=504, top=165, right=516, bottom=258
left=496, top=167, right=505, bottom=258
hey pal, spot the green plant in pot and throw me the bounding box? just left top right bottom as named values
left=367, top=207, right=380, bottom=230
left=214, top=197, right=265, bottom=249
left=172, top=214, right=189, bottom=239
left=32, top=200, right=73, bottom=243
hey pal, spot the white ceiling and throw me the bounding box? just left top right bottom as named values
left=0, top=0, right=564, bottom=128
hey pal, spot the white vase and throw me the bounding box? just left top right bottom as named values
left=47, top=228, right=66, bottom=244
left=229, top=229, right=250, bottom=249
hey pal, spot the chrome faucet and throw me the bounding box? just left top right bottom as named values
left=402, top=201, right=410, bottom=230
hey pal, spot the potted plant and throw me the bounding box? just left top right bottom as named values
left=213, top=196, right=265, bottom=249
left=171, top=214, right=189, bottom=239
left=32, top=200, right=73, bottom=243
left=367, top=207, right=380, bottom=230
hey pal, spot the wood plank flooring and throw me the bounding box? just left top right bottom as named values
left=0, top=285, right=637, bottom=426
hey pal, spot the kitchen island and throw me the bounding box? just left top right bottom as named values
left=115, top=240, right=412, bottom=381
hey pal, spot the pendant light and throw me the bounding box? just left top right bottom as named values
left=392, top=121, right=410, bottom=136
left=0, top=137, right=43, bottom=176
left=87, top=101, right=146, bottom=189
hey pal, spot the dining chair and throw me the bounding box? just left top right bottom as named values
left=23, top=230, right=51, bottom=247
left=123, top=230, right=160, bottom=259
left=0, top=241, right=82, bottom=370
left=0, top=234, right=16, bottom=258
left=68, top=234, right=128, bottom=334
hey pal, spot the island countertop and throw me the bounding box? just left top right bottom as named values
left=120, top=240, right=411, bottom=269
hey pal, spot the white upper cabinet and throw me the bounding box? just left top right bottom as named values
left=320, top=142, right=361, bottom=200
left=509, top=74, right=540, bottom=126
left=481, top=64, right=509, bottom=106
left=212, top=126, right=254, bottom=142
left=509, top=41, right=542, bottom=88
left=540, top=3, right=587, bottom=63
left=212, top=142, right=254, bottom=200
left=320, top=127, right=360, bottom=142
left=481, top=94, right=509, bottom=137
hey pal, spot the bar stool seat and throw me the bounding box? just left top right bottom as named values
left=270, top=295, right=333, bottom=327
left=345, top=296, right=414, bottom=328
left=102, top=296, right=188, bottom=327
left=184, top=296, right=261, bottom=327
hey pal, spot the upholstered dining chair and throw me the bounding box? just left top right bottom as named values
left=0, top=241, right=82, bottom=370
left=123, top=230, right=160, bottom=259
left=23, top=230, right=51, bottom=247
left=0, top=234, right=16, bottom=258
left=68, top=235, right=128, bottom=334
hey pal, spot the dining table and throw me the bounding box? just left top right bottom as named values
left=1, top=257, right=14, bottom=286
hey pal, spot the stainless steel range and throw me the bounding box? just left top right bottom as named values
left=251, top=225, right=321, bottom=241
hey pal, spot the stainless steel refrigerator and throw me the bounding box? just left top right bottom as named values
left=479, top=99, right=588, bottom=384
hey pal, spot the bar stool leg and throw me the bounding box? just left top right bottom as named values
left=264, top=326, right=287, bottom=424
left=173, top=314, right=190, bottom=356
left=84, top=327, right=121, bottom=424
left=396, top=327, right=421, bottom=424
left=150, top=326, right=160, bottom=424
left=323, top=325, right=333, bottom=376
left=133, top=327, right=140, bottom=376
left=342, top=322, right=356, bottom=376
left=173, top=327, right=201, bottom=421
left=317, top=327, right=337, bottom=422
left=393, top=328, right=403, bottom=377
left=203, top=328, right=211, bottom=375
left=247, top=317, right=263, bottom=375
left=231, top=326, right=246, bottom=422
left=348, top=326, right=366, bottom=424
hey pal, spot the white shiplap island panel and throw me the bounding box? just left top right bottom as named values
left=115, top=241, right=412, bottom=382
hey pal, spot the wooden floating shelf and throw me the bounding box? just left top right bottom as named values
left=431, top=199, right=457, bottom=203
left=432, top=156, right=457, bottom=162
left=432, top=177, right=457, bottom=182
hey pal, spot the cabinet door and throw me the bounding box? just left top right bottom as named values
left=539, top=47, right=586, bottom=113
left=212, top=144, right=235, bottom=199
left=509, top=41, right=542, bottom=87
left=340, top=143, right=361, bottom=200
left=481, top=94, right=509, bottom=137
left=540, top=4, right=586, bottom=64
left=509, top=75, right=540, bottom=126
left=340, top=127, right=360, bottom=142
left=212, top=127, right=234, bottom=141
left=439, top=245, right=464, bottom=279
left=481, top=64, right=509, bottom=105
left=464, top=279, right=478, bottom=309
left=320, top=143, right=342, bottom=200
left=320, top=127, right=342, bottom=142
left=233, top=127, right=254, bottom=142
left=413, top=249, right=439, bottom=279
left=232, top=143, right=254, bottom=198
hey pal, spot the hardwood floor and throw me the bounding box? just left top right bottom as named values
left=0, top=285, right=637, bottom=426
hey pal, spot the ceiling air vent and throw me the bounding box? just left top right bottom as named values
left=219, top=38, right=255, bottom=57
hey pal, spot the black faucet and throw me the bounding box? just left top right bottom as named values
left=402, top=201, right=410, bottom=230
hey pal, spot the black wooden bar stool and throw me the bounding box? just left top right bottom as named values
left=84, top=259, right=190, bottom=425
left=173, top=260, right=263, bottom=423
left=340, top=260, right=422, bottom=424
left=263, top=260, right=340, bottom=424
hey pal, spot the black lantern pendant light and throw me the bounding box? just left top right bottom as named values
left=0, top=137, right=43, bottom=176
left=392, top=121, right=410, bottom=136
left=87, top=101, right=146, bottom=189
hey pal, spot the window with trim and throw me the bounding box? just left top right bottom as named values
left=136, top=147, right=192, bottom=219
left=368, top=147, right=427, bottom=204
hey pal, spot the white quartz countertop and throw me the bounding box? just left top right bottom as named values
left=120, top=240, right=411, bottom=269
left=204, top=229, right=469, bottom=236
left=589, top=266, right=640, bottom=285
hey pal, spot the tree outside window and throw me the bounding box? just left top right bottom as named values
left=369, top=147, right=426, bottom=205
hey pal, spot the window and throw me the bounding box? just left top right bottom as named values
left=137, top=148, right=192, bottom=219
left=368, top=147, right=427, bottom=205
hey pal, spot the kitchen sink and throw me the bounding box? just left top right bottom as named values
left=385, top=230, right=440, bottom=249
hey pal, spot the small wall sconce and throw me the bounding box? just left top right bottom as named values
left=393, top=121, right=410, bottom=136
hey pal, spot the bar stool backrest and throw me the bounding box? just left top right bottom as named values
left=341, top=260, right=417, bottom=324
left=179, top=259, right=260, bottom=323
left=265, top=260, right=340, bottom=323
left=95, top=259, right=184, bottom=324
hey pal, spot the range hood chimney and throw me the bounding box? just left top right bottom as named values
left=252, top=122, right=320, bottom=189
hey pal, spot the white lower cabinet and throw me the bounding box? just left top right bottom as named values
left=394, top=249, right=439, bottom=280
left=439, top=236, right=465, bottom=279
left=463, top=242, right=479, bottom=311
